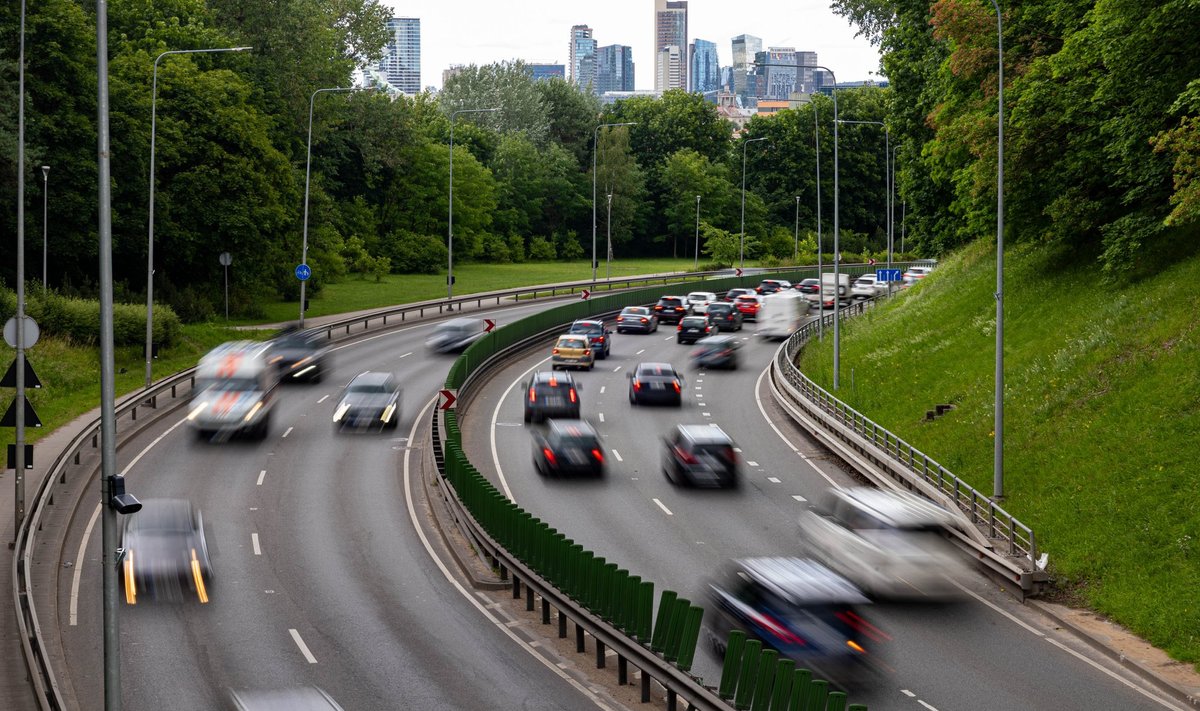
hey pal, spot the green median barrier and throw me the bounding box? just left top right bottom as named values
left=804, top=680, right=829, bottom=711
left=718, top=629, right=747, bottom=700
left=603, top=563, right=619, bottom=621
left=578, top=550, right=595, bottom=605
left=550, top=532, right=566, bottom=585
left=674, top=604, right=704, bottom=671
left=824, top=691, right=847, bottom=711
left=768, top=659, right=796, bottom=711
left=651, top=590, right=678, bottom=654
left=663, top=595, right=691, bottom=663
left=750, top=648, right=779, bottom=711
left=847, top=705, right=868, bottom=711
left=636, top=580, right=654, bottom=642
left=734, top=639, right=763, bottom=710
left=568, top=543, right=584, bottom=599
left=788, top=669, right=813, bottom=711
left=588, top=555, right=607, bottom=613
left=623, top=573, right=640, bottom=635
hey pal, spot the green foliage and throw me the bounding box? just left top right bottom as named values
left=0, top=287, right=180, bottom=346
left=480, top=233, right=513, bottom=263
left=555, top=231, right=585, bottom=261
left=440, top=61, right=549, bottom=144
left=506, top=234, right=526, bottom=263
left=701, top=222, right=750, bottom=265
left=381, top=230, right=448, bottom=274
left=528, top=236, right=557, bottom=261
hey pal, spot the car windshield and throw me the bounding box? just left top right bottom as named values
left=636, top=364, right=676, bottom=377
left=558, top=337, right=587, bottom=348
left=128, top=506, right=193, bottom=534
left=554, top=433, right=600, bottom=448
left=197, top=377, right=260, bottom=393
left=348, top=380, right=391, bottom=394
left=622, top=307, right=649, bottom=315
left=275, top=333, right=316, bottom=348
left=682, top=318, right=706, bottom=326
left=660, top=298, right=682, bottom=306
left=708, top=303, right=732, bottom=313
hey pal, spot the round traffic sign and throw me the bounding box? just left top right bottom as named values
left=219, top=252, right=232, bottom=266
left=295, top=264, right=312, bottom=281
left=4, top=316, right=40, bottom=348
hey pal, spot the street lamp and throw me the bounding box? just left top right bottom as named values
left=146, top=45, right=251, bottom=388
left=739, top=136, right=768, bottom=268
left=815, top=101, right=823, bottom=342
left=694, top=195, right=702, bottom=271
left=449, top=107, right=500, bottom=305
left=592, top=122, right=636, bottom=284
left=606, top=193, right=613, bottom=279
left=793, top=195, right=800, bottom=263
left=987, top=0, right=1006, bottom=499
left=300, top=85, right=370, bottom=327
left=41, top=165, right=49, bottom=293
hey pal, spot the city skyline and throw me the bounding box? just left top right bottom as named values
left=384, top=0, right=881, bottom=92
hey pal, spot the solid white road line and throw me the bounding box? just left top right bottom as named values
left=256, top=469, right=267, bottom=486
left=652, top=498, right=674, bottom=516
left=404, top=398, right=615, bottom=709
left=753, top=364, right=840, bottom=488
left=251, top=533, right=262, bottom=555
left=612, top=450, right=623, bottom=462
left=613, top=366, right=621, bottom=372
left=289, top=628, right=318, bottom=664
left=316, top=394, right=330, bottom=404
left=282, top=426, right=294, bottom=438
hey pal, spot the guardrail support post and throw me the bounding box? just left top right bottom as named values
left=576, top=622, right=585, bottom=653
left=526, top=584, right=535, bottom=612
left=541, top=598, right=550, bottom=624
left=618, top=655, right=628, bottom=685
left=512, top=575, right=521, bottom=599
left=558, top=610, right=568, bottom=638
left=596, top=640, right=605, bottom=668
left=641, top=668, right=651, bottom=702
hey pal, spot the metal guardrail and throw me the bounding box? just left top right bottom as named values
left=770, top=299, right=1049, bottom=593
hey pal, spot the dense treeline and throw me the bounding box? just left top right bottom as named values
left=7, top=2, right=1192, bottom=321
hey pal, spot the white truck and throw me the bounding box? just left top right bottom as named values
left=189, top=341, right=278, bottom=440
left=805, top=273, right=851, bottom=309
left=757, top=291, right=809, bottom=340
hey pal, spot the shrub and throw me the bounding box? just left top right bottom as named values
left=507, top=234, right=526, bottom=263
left=555, top=230, right=585, bottom=261
left=480, top=233, right=512, bottom=263
left=528, top=235, right=556, bottom=260
left=381, top=230, right=448, bottom=274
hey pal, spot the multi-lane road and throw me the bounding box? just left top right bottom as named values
left=51, top=296, right=1187, bottom=710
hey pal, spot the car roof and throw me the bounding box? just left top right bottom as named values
left=658, top=295, right=684, bottom=301
left=687, top=291, right=716, bottom=297
left=826, top=488, right=957, bottom=529
left=556, top=334, right=588, bottom=344
left=531, top=370, right=575, bottom=384
left=571, top=319, right=603, bottom=326
left=547, top=419, right=598, bottom=437
left=349, top=371, right=393, bottom=387
left=696, top=335, right=737, bottom=345
left=622, top=305, right=650, bottom=312
left=676, top=423, right=732, bottom=443
left=635, top=361, right=677, bottom=374
left=733, top=557, right=868, bottom=605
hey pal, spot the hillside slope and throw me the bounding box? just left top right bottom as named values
left=798, top=240, right=1199, bottom=668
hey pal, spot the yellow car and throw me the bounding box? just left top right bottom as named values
left=551, top=334, right=595, bottom=371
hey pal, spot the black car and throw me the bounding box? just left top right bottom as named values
left=795, top=278, right=820, bottom=294
left=662, top=424, right=739, bottom=487
left=690, top=335, right=740, bottom=370
left=627, top=362, right=684, bottom=406
left=615, top=306, right=659, bottom=334
left=524, top=371, right=581, bottom=423
left=426, top=318, right=487, bottom=353
left=756, top=279, right=792, bottom=295
left=568, top=319, right=612, bottom=359
left=676, top=315, right=713, bottom=344
left=268, top=328, right=330, bottom=383
left=702, top=557, right=881, bottom=686
left=532, top=419, right=605, bottom=477
left=121, top=499, right=213, bottom=605
left=705, top=302, right=744, bottom=332
left=332, top=371, right=402, bottom=431
left=723, top=287, right=757, bottom=302
left=653, top=296, right=689, bottom=325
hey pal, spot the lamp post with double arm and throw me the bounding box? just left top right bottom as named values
left=739, top=136, right=769, bottom=269
left=988, top=0, right=1006, bottom=499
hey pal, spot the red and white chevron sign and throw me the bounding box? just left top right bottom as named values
left=580, top=289, right=591, bottom=300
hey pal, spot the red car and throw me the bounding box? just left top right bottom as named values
left=734, top=294, right=763, bottom=321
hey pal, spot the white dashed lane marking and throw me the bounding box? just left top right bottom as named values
left=767, top=477, right=781, bottom=483
left=747, top=461, right=759, bottom=467
left=251, top=533, right=262, bottom=555
left=317, top=394, right=330, bottom=404
left=256, top=470, right=266, bottom=486
left=289, top=629, right=318, bottom=664
left=599, top=413, right=605, bottom=423
left=612, top=450, right=623, bottom=462
left=793, top=495, right=807, bottom=502
left=652, top=498, right=674, bottom=516
left=282, top=427, right=294, bottom=438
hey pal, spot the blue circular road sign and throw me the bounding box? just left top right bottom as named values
left=295, top=264, right=312, bottom=281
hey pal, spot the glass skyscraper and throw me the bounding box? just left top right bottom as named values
left=690, top=39, right=719, bottom=94
left=597, top=45, right=635, bottom=94
left=654, top=0, right=688, bottom=91
left=731, top=34, right=761, bottom=101
left=379, top=17, right=421, bottom=94
left=570, top=25, right=597, bottom=90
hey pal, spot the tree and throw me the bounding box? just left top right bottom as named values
left=660, top=149, right=738, bottom=258
left=537, top=77, right=601, bottom=166
left=592, top=126, right=649, bottom=257
left=440, top=61, right=549, bottom=144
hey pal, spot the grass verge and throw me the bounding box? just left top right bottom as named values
left=797, top=239, right=1200, bottom=669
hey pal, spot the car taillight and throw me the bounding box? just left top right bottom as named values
left=569, top=388, right=577, bottom=403
left=672, top=380, right=681, bottom=393
left=835, top=610, right=891, bottom=642
left=723, top=446, right=737, bottom=462
left=597, top=336, right=605, bottom=343
left=583, top=348, right=591, bottom=355
left=616, top=316, right=624, bottom=322
left=591, top=449, right=604, bottom=462
left=640, top=318, right=648, bottom=323
left=633, top=379, right=641, bottom=390
left=552, top=348, right=560, bottom=354
left=675, top=446, right=698, bottom=464
left=543, top=448, right=557, bottom=465
left=675, top=306, right=685, bottom=312
left=529, top=387, right=536, bottom=403
left=750, top=611, right=805, bottom=645
left=677, top=324, right=683, bottom=331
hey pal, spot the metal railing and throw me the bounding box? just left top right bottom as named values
left=771, top=300, right=1048, bottom=592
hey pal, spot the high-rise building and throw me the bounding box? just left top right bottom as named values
left=569, top=25, right=598, bottom=90
left=731, top=34, right=761, bottom=100
left=597, top=45, right=635, bottom=94
left=751, top=48, right=821, bottom=100
left=654, top=0, right=688, bottom=91
left=529, top=64, right=566, bottom=82
left=380, top=17, right=421, bottom=94
left=690, top=39, right=719, bottom=94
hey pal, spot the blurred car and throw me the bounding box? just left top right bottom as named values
left=616, top=306, right=659, bottom=334
left=267, top=328, right=329, bottom=383
left=851, top=274, right=888, bottom=299
left=532, top=419, right=605, bottom=478
left=121, top=498, right=212, bottom=605
left=551, top=334, right=594, bottom=371
left=662, top=424, right=739, bottom=487
left=676, top=315, right=713, bottom=344
left=332, top=371, right=402, bottom=431
left=734, top=294, right=763, bottom=321
left=686, top=291, right=719, bottom=315
left=524, top=370, right=581, bottom=423
left=705, top=302, right=744, bottom=332
left=653, top=295, right=689, bottom=324
left=795, top=278, right=821, bottom=295
left=568, top=319, right=612, bottom=359
left=426, top=318, right=487, bottom=353
left=756, top=279, right=792, bottom=295
left=798, top=488, right=969, bottom=601
left=901, top=266, right=933, bottom=286
left=627, top=362, right=684, bottom=406
left=724, top=287, right=757, bottom=302
left=228, top=687, right=344, bottom=711
left=190, top=341, right=277, bottom=441
left=691, top=335, right=741, bottom=370
left=703, top=558, right=883, bottom=686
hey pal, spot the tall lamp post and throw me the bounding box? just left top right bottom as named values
left=592, top=122, right=636, bottom=285
left=815, top=101, right=823, bottom=342
left=988, top=0, right=1006, bottom=499
left=41, top=165, right=49, bottom=293
left=449, top=107, right=500, bottom=304
left=694, top=195, right=702, bottom=270
left=793, top=195, right=800, bottom=262
left=146, top=45, right=251, bottom=387
left=739, top=136, right=769, bottom=268
left=605, top=193, right=613, bottom=279
left=300, top=85, right=369, bottom=327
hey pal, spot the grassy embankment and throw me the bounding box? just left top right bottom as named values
left=798, top=240, right=1199, bottom=669
left=4, top=258, right=703, bottom=448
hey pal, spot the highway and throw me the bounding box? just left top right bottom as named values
left=50, top=294, right=1187, bottom=710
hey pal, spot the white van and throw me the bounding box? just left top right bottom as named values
left=189, top=341, right=278, bottom=440
left=757, top=291, right=809, bottom=340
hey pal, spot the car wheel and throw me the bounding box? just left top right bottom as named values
left=629, top=389, right=637, bottom=405
left=588, top=362, right=594, bottom=371
left=523, top=410, right=531, bottom=423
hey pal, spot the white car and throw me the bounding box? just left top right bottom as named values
left=851, top=274, right=888, bottom=299
left=685, top=291, right=718, bottom=315
left=902, top=266, right=933, bottom=286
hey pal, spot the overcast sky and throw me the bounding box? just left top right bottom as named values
left=384, top=0, right=882, bottom=91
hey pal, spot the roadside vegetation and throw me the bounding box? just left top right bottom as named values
left=798, top=241, right=1200, bottom=669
